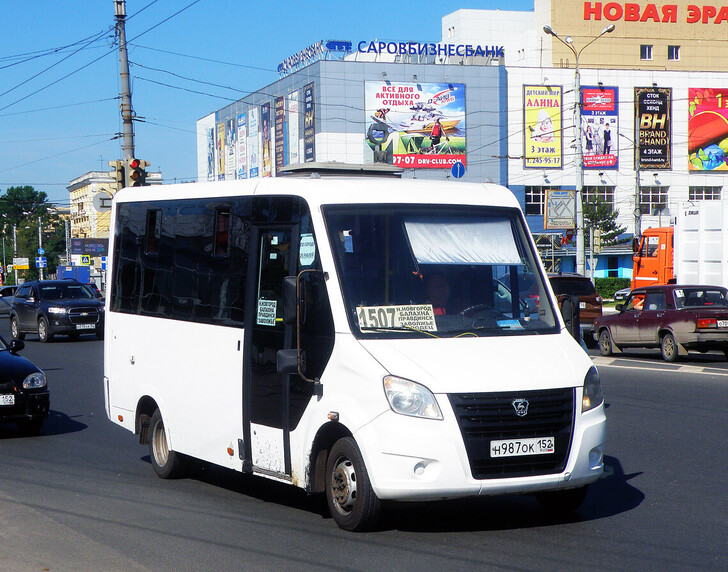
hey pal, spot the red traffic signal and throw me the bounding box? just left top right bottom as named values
left=127, top=158, right=148, bottom=186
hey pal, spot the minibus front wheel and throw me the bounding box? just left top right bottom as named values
left=326, top=437, right=381, bottom=532
left=149, top=409, right=186, bottom=479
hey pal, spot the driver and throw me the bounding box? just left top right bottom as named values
left=425, top=273, right=451, bottom=315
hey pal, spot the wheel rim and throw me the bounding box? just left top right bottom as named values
left=663, top=335, right=675, bottom=359
left=11, top=320, right=18, bottom=337
left=599, top=331, right=610, bottom=353
left=152, top=420, right=169, bottom=467
left=330, top=456, right=357, bottom=516
left=38, top=320, right=46, bottom=340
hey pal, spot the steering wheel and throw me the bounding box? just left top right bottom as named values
left=459, top=304, right=490, bottom=317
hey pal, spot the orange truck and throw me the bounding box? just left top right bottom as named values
left=632, top=201, right=728, bottom=289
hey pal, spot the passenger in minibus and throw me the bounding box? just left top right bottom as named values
left=424, top=273, right=452, bottom=315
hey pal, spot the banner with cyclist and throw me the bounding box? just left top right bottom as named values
left=364, top=81, right=466, bottom=168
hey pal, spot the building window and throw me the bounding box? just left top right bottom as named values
left=525, top=186, right=549, bottom=216
left=583, top=186, right=616, bottom=210
left=639, top=186, right=669, bottom=215
left=667, top=45, right=680, bottom=61
left=640, top=45, right=653, bottom=60
left=689, top=186, right=721, bottom=200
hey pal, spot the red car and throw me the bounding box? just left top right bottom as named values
left=593, top=284, right=728, bottom=362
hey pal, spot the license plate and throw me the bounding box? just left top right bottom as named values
left=76, top=324, right=96, bottom=330
left=719, top=320, right=728, bottom=328
left=579, top=302, right=586, bottom=309
left=0, top=394, right=15, bottom=406
left=490, top=437, right=554, bottom=458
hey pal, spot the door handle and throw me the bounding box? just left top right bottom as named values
left=656, top=312, right=664, bottom=317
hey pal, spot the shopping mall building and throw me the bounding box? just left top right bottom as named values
left=197, top=0, right=728, bottom=277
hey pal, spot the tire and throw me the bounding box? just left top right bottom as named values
left=37, top=317, right=53, bottom=343
left=584, top=335, right=598, bottom=349
left=17, top=417, right=44, bottom=436
left=598, top=329, right=613, bottom=356
left=149, top=409, right=186, bottom=479
left=10, top=317, right=25, bottom=340
left=536, top=485, right=589, bottom=513
left=660, top=332, right=679, bottom=362
left=325, top=437, right=381, bottom=532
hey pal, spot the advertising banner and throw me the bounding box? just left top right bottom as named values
left=206, top=125, right=215, bottom=181
left=261, top=102, right=272, bottom=177
left=249, top=107, right=259, bottom=178
left=224, top=118, right=236, bottom=180
left=523, top=85, right=562, bottom=169
left=303, top=83, right=316, bottom=162
left=288, top=92, right=300, bottom=164
left=688, top=88, right=728, bottom=171
left=635, top=87, right=671, bottom=170
left=581, top=86, right=618, bottom=169
left=364, top=81, right=465, bottom=169
left=216, top=121, right=225, bottom=180
left=275, top=96, right=286, bottom=171
left=236, top=113, right=247, bottom=179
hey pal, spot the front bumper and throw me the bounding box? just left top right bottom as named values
left=355, top=392, right=606, bottom=501
left=0, top=390, right=50, bottom=422
left=47, top=311, right=104, bottom=335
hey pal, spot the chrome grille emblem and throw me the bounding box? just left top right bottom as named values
left=512, top=398, right=529, bottom=417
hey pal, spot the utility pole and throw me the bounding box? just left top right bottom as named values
left=634, top=164, right=642, bottom=240
left=13, top=224, right=17, bottom=285
left=115, top=0, right=135, bottom=161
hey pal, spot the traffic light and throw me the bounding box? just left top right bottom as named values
left=108, top=159, right=125, bottom=192
left=593, top=229, right=602, bottom=254
left=127, top=158, right=149, bottom=186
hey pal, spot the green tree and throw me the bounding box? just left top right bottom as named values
left=583, top=198, right=628, bottom=248
left=0, top=186, right=64, bottom=284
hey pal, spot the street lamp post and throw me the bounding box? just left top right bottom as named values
left=543, top=24, right=615, bottom=276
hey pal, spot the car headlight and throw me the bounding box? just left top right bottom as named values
left=23, top=372, right=47, bottom=389
left=48, top=307, right=67, bottom=314
left=582, top=366, right=603, bottom=412
left=383, top=375, right=442, bottom=419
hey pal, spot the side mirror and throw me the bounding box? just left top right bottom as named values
left=282, top=276, right=297, bottom=326
left=632, top=237, right=639, bottom=253
left=27, top=297, right=35, bottom=303
left=9, top=339, right=24, bottom=354
left=615, top=303, right=624, bottom=312
left=276, top=348, right=306, bottom=375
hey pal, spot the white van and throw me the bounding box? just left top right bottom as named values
left=103, top=176, right=605, bottom=531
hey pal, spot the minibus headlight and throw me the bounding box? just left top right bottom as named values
left=383, top=376, right=442, bottom=420
left=582, top=366, right=603, bottom=412
left=23, top=372, right=47, bottom=389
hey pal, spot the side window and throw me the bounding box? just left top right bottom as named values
left=15, top=286, right=30, bottom=299
left=145, top=209, right=162, bottom=255
left=644, top=291, right=666, bottom=311
left=625, top=292, right=645, bottom=311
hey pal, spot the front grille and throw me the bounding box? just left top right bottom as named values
left=449, top=388, right=574, bottom=479
left=68, top=307, right=100, bottom=324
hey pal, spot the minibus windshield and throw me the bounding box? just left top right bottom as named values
left=324, top=204, right=559, bottom=339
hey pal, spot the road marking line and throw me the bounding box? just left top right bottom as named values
left=591, top=356, right=728, bottom=377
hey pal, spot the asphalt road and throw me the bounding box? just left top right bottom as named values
left=1, top=321, right=727, bottom=571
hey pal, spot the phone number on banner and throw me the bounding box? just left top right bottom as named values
left=393, top=154, right=466, bottom=168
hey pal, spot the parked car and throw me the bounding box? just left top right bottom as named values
left=548, top=273, right=603, bottom=348
left=0, top=334, right=49, bottom=434
left=593, top=284, right=728, bottom=362
left=9, top=280, right=104, bottom=343
left=614, top=286, right=631, bottom=302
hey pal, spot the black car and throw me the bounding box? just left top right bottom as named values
left=0, top=334, right=49, bottom=434
left=10, top=280, right=104, bottom=343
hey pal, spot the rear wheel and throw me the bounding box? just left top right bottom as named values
left=149, top=409, right=186, bottom=479
left=598, top=329, right=613, bottom=356
left=10, top=317, right=24, bottom=340
left=38, top=317, right=53, bottom=343
left=325, top=437, right=381, bottom=532
left=660, top=332, right=679, bottom=362
left=536, top=485, right=589, bottom=513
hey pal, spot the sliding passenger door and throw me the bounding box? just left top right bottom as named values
left=243, top=225, right=297, bottom=477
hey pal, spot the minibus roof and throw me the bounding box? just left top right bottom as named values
left=114, top=177, right=520, bottom=210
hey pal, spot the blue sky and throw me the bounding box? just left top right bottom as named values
left=0, top=0, right=533, bottom=206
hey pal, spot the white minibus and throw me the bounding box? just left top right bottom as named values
left=103, top=176, right=605, bottom=531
